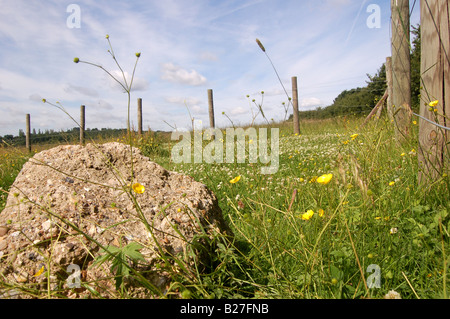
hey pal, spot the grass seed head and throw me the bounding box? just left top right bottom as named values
left=256, top=38, right=266, bottom=52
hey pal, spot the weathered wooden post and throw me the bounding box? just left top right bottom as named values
left=418, top=0, right=450, bottom=183
left=386, top=56, right=394, bottom=122
left=26, top=114, right=31, bottom=152
left=208, top=89, right=215, bottom=129
left=390, top=0, right=412, bottom=141
left=80, top=105, right=85, bottom=145
left=137, top=98, right=143, bottom=136
left=292, top=76, right=300, bottom=135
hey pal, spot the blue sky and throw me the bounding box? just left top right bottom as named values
left=0, top=0, right=420, bottom=136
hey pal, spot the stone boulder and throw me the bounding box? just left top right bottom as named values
left=0, top=142, right=232, bottom=298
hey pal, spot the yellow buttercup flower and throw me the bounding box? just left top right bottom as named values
left=33, top=266, right=45, bottom=277
left=318, top=209, right=325, bottom=217
left=350, top=134, right=359, bottom=140
left=389, top=181, right=395, bottom=186
left=132, top=183, right=145, bottom=194
left=301, top=210, right=315, bottom=221
left=229, top=175, right=241, bottom=184
left=429, top=100, right=439, bottom=107
left=317, top=173, right=333, bottom=185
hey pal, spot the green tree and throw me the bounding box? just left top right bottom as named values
left=410, top=24, right=421, bottom=111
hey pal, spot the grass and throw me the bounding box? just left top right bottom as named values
left=163, top=115, right=449, bottom=299
left=1, top=114, right=448, bottom=299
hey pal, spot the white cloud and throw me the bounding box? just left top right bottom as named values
left=96, top=100, right=114, bottom=110
left=230, top=106, right=248, bottom=115
left=300, top=97, right=322, bottom=109
left=165, top=96, right=207, bottom=114
left=29, top=93, right=43, bottom=102
left=108, top=70, right=149, bottom=92
left=165, top=96, right=202, bottom=105
left=64, top=84, right=99, bottom=97
left=160, top=63, right=207, bottom=86
left=200, top=51, right=218, bottom=62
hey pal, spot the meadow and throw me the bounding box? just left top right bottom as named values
left=1, top=114, right=448, bottom=299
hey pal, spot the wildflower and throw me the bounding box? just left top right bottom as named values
left=400, top=153, right=406, bottom=156
left=42, top=98, right=46, bottom=103
left=384, top=290, right=401, bottom=299
left=229, top=175, right=241, bottom=184
left=317, top=173, right=333, bottom=185
left=389, top=181, right=395, bottom=186
left=390, top=227, right=398, bottom=234
left=132, top=183, right=145, bottom=194
left=350, top=134, right=358, bottom=140
left=318, top=209, right=325, bottom=217
left=73, top=57, right=80, bottom=63
left=429, top=100, right=439, bottom=107
left=33, top=266, right=45, bottom=277
left=413, top=120, right=417, bottom=125
left=106, top=34, right=109, bottom=39
left=301, top=210, right=314, bottom=221
left=135, top=52, right=141, bottom=58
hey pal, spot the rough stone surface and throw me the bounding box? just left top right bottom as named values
left=0, top=142, right=232, bottom=298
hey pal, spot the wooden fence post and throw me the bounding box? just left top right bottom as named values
left=390, top=0, right=411, bottom=141
left=361, top=89, right=388, bottom=127
left=26, top=114, right=31, bottom=152
left=291, top=76, right=300, bottom=135
left=386, top=56, right=394, bottom=122
left=137, top=98, right=143, bottom=136
left=80, top=105, right=85, bottom=145
left=208, top=89, right=215, bottom=129
left=418, top=0, right=450, bottom=183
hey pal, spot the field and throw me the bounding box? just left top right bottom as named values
left=1, top=115, right=449, bottom=299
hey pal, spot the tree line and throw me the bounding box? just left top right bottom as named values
left=1, top=127, right=127, bottom=147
